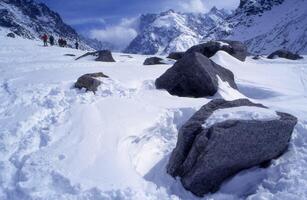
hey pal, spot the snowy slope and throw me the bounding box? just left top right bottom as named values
left=125, top=8, right=229, bottom=55
left=1, top=31, right=307, bottom=200
left=206, top=0, right=307, bottom=54
left=0, top=0, right=91, bottom=49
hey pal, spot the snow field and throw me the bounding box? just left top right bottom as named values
left=1, top=34, right=307, bottom=199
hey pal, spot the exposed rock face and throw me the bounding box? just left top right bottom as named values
left=155, top=53, right=237, bottom=97
left=6, top=32, right=15, bottom=38
left=76, top=50, right=116, bottom=62
left=167, top=52, right=185, bottom=60
left=143, top=57, right=165, bottom=65
left=0, top=0, right=90, bottom=49
left=267, top=49, right=303, bottom=60
left=124, top=8, right=229, bottom=55
left=167, top=99, right=297, bottom=196
left=185, top=40, right=248, bottom=61
left=75, top=72, right=109, bottom=92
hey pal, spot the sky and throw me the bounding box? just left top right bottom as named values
left=39, top=0, right=239, bottom=49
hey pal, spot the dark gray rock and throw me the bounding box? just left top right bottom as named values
left=155, top=52, right=237, bottom=98
left=64, top=54, right=76, bottom=57
left=6, top=32, right=15, bottom=38
left=76, top=50, right=115, bottom=62
left=267, top=49, right=303, bottom=60
left=167, top=52, right=185, bottom=61
left=185, top=40, right=248, bottom=61
left=167, top=99, right=297, bottom=196
left=75, top=72, right=109, bottom=92
left=143, top=57, right=165, bottom=65
left=252, top=55, right=261, bottom=60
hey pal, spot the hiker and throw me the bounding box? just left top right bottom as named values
left=63, top=40, right=67, bottom=47
left=49, top=35, right=55, bottom=46
left=41, top=34, right=48, bottom=46
left=75, top=41, right=79, bottom=49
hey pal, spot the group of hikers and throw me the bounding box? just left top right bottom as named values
left=41, top=34, right=79, bottom=49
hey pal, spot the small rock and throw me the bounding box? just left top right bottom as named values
left=167, top=52, right=185, bottom=61
left=76, top=50, right=116, bottom=62
left=167, top=98, right=297, bottom=196
left=7, top=33, right=15, bottom=38
left=75, top=72, right=109, bottom=92
left=267, top=49, right=303, bottom=60
left=143, top=57, right=165, bottom=65
left=155, top=52, right=237, bottom=98
left=64, top=54, right=76, bottom=57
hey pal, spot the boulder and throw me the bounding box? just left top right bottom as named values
left=167, top=99, right=297, bottom=196
left=155, top=52, right=237, bottom=98
left=167, top=52, right=185, bottom=60
left=75, top=72, right=109, bottom=93
left=7, top=32, right=15, bottom=38
left=143, top=57, right=165, bottom=65
left=185, top=40, right=248, bottom=61
left=267, top=50, right=303, bottom=60
left=76, top=50, right=116, bottom=62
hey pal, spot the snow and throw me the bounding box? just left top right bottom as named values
left=1, top=34, right=307, bottom=200
left=203, top=106, right=280, bottom=129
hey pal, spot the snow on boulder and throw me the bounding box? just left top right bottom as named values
left=185, top=40, right=248, bottom=61
left=155, top=52, right=237, bottom=98
left=75, top=72, right=109, bottom=93
left=167, top=98, right=297, bottom=197
left=267, top=49, right=303, bottom=60
left=143, top=57, right=166, bottom=65
left=76, top=50, right=116, bottom=62
left=167, top=52, right=185, bottom=60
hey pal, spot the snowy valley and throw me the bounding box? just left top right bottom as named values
left=1, top=0, right=307, bottom=199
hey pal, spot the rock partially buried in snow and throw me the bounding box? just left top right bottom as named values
left=167, top=99, right=297, bottom=196
left=76, top=50, right=116, bottom=62
left=155, top=52, right=237, bottom=98
left=267, top=49, right=303, bottom=60
left=143, top=57, right=166, bottom=65
left=75, top=72, right=109, bottom=92
left=7, top=33, right=15, bottom=38
left=167, top=52, right=185, bottom=61
left=185, top=40, right=248, bottom=61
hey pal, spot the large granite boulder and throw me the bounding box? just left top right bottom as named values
left=267, top=50, right=303, bottom=60
left=185, top=40, right=248, bottom=61
left=143, top=57, right=165, bottom=65
left=167, top=52, right=185, bottom=61
left=75, top=72, right=109, bottom=93
left=155, top=52, right=237, bottom=98
left=167, top=99, right=297, bottom=196
left=76, top=50, right=115, bottom=62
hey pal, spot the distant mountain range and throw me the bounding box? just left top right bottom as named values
left=1, top=0, right=306, bottom=55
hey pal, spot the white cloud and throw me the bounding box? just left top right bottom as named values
left=89, top=18, right=138, bottom=50
left=180, top=0, right=208, bottom=13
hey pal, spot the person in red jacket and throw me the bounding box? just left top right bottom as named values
left=41, top=34, right=48, bottom=46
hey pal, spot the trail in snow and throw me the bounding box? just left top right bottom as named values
left=1, top=34, right=307, bottom=200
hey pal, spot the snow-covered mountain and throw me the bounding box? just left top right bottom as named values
left=0, top=0, right=91, bottom=49
left=205, top=0, right=307, bottom=54
left=125, top=8, right=229, bottom=55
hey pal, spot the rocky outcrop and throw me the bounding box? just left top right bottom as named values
left=267, top=49, right=303, bottom=60
left=155, top=52, right=237, bottom=97
left=75, top=72, right=109, bottom=93
left=143, top=57, right=165, bottom=65
left=167, top=99, right=297, bottom=196
left=167, top=52, right=185, bottom=60
left=76, top=50, right=116, bottom=62
left=185, top=40, right=248, bottom=61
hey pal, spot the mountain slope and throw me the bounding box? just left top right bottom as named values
left=205, top=0, right=307, bottom=54
left=125, top=8, right=229, bottom=55
left=0, top=0, right=91, bottom=49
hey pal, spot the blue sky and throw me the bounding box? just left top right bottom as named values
left=39, top=0, right=238, bottom=48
